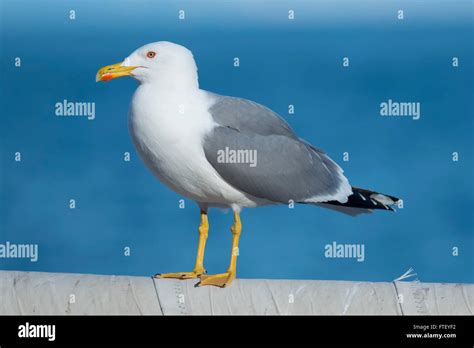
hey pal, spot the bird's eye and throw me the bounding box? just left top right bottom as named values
left=146, top=51, right=156, bottom=59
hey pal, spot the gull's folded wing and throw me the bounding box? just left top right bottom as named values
left=202, top=126, right=352, bottom=204
left=208, top=93, right=297, bottom=138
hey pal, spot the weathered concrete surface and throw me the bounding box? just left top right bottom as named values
left=0, top=271, right=472, bottom=315
left=0, top=271, right=161, bottom=315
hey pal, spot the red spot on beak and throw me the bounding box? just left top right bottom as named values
left=101, top=74, right=113, bottom=81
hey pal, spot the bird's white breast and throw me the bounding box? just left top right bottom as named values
left=128, top=85, right=258, bottom=207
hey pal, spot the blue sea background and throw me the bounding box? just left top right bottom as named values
left=1, top=0, right=473, bottom=283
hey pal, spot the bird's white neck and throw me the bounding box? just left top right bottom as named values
left=130, top=73, right=212, bottom=126
left=139, top=65, right=199, bottom=95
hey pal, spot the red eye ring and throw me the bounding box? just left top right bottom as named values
left=147, top=51, right=156, bottom=58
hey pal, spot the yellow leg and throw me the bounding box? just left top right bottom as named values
left=198, top=211, right=241, bottom=288
left=155, top=210, right=208, bottom=280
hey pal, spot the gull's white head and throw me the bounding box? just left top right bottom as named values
left=96, top=41, right=198, bottom=89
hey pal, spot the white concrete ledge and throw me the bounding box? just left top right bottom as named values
left=0, top=271, right=472, bottom=315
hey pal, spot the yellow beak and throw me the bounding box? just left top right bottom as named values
left=96, top=62, right=138, bottom=82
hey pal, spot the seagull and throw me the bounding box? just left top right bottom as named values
left=96, top=41, right=400, bottom=288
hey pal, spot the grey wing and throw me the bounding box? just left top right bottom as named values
left=207, top=93, right=297, bottom=138
left=203, top=126, right=352, bottom=204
